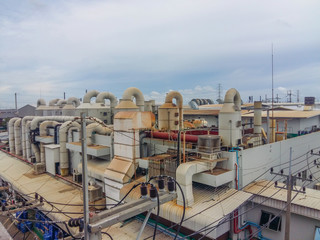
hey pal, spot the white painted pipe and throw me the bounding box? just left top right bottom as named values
left=254, top=101, right=262, bottom=134
left=49, top=98, right=60, bottom=106
left=59, top=121, right=81, bottom=176
left=31, top=143, right=40, bottom=163
left=122, top=87, right=145, bottom=111
left=86, top=122, right=113, bottom=146
left=96, top=92, right=117, bottom=107
left=21, top=116, right=36, bottom=158
left=68, top=127, right=79, bottom=142
left=30, top=116, right=76, bottom=131
left=83, top=90, right=99, bottom=103
left=67, top=97, right=80, bottom=107
left=26, top=121, right=32, bottom=160
left=14, top=119, right=22, bottom=155
left=8, top=117, right=20, bottom=153
left=57, top=99, right=67, bottom=108
left=165, top=91, right=183, bottom=130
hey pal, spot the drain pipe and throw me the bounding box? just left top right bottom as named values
left=86, top=122, right=112, bottom=146
left=8, top=117, right=20, bottom=153
left=14, top=119, right=22, bottom=155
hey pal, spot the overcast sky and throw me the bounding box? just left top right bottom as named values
left=0, top=0, right=319, bottom=108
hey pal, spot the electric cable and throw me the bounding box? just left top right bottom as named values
left=101, top=231, right=114, bottom=240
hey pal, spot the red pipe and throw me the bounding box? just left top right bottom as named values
left=55, top=174, right=82, bottom=188
left=233, top=210, right=253, bottom=239
left=148, top=131, right=199, bottom=143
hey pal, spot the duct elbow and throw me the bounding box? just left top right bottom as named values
left=122, top=87, right=145, bottom=110
left=96, top=92, right=117, bottom=107
left=49, top=98, right=60, bottom=106
left=165, top=91, right=183, bottom=108
left=221, top=88, right=241, bottom=112
left=66, top=97, right=80, bottom=107
left=83, top=90, right=100, bottom=103
left=86, top=122, right=112, bottom=146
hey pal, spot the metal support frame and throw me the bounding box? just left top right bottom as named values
left=89, top=192, right=177, bottom=234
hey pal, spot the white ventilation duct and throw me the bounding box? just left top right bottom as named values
left=21, top=116, right=36, bottom=158
left=83, top=90, right=100, bottom=103
left=86, top=122, right=113, bottom=146
left=8, top=117, right=20, bottom=153
left=57, top=99, right=67, bottom=108
left=165, top=91, right=183, bottom=130
left=49, top=99, right=60, bottom=106
left=96, top=92, right=117, bottom=108
left=66, top=97, right=80, bottom=107
left=39, top=121, right=60, bottom=164
left=122, top=87, right=145, bottom=111
left=14, top=119, right=22, bottom=155
left=26, top=121, right=32, bottom=160
left=218, top=88, right=242, bottom=147
left=59, top=120, right=81, bottom=176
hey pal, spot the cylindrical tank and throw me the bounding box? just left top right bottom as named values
left=254, top=101, right=262, bottom=134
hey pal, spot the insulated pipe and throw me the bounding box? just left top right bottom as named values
left=8, top=117, right=20, bottom=153
left=37, top=99, right=46, bottom=107
left=22, top=116, right=36, bottom=158
left=254, top=101, right=262, bottom=134
left=86, top=122, right=112, bottom=146
left=122, top=87, right=145, bottom=111
left=66, top=97, right=80, bottom=107
left=59, top=121, right=81, bottom=176
left=165, top=91, right=183, bottom=130
left=83, top=90, right=99, bottom=103
left=96, top=92, right=117, bottom=107
left=14, top=119, right=22, bottom=155
left=39, top=120, right=60, bottom=164
left=49, top=98, right=60, bottom=106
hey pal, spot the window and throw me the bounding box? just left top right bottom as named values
left=314, top=227, right=320, bottom=240
left=259, top=211, right=281, bottom=231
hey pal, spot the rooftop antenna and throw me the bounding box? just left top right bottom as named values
left=271, top=43, right=274, bottom=142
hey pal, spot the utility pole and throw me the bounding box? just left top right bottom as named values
left=15, top=93, right=17, bottom=112
left=80, top=112, right=89, bottom=240
left=270, top=147, right=312, bottom=240
left=64, top=92, right=66, bottom=100
left=284, top=147, right=292, bottom=240
left=297, top=90, right=300, bottom=103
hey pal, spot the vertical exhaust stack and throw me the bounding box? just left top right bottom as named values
left=14, top=119, right=22, bottom=155
left=254, top=101, right=262, bottom=135
left=8, top=117, right=20, bottom=153
left=218, top=88, right=242, bottom=147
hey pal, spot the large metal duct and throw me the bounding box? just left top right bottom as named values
left=66, top=97, right=80, bottom=107
left=96, top=92, right=117, bottom=108
left=37, top=99, right=46, bottom=107
left=218, top=88, right=242, bottom=147
left=86, top=122, right=113, bottom=146
left=14, top=119, right=22, bottom=155
left=8, top=117, right=20, bottom=153
left=254, top=101, right=262, bottom=134
left=83, top=90, right=100, bottom=103
left=122, top=87, right=145, bottom=111
left=39, top=121, right=60, bottom=164
left=59, top=121, right=81, bottom=176
left=165, top=91, right=183, bottom=130
left=30, top=116, right=76, bottom=131
left=57, top=99, right=67, bottom=108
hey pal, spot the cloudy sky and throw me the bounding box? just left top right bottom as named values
left=0, top=0, right=319, bottom=108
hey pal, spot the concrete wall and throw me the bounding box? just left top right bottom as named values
left=244, top=204, right=320, bottom=240
left=240, top=131, right=320, bottom=188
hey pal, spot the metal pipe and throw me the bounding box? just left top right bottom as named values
left=149, top=131, right=198, bottom=143
left=136, top=210, right=152, bottom=240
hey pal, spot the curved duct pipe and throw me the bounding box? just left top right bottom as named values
left=68, top=127, right=79, bottom=143
left=49, top=99, right=60, bottom=106
left=8, top=117, right=20, bottom=153
left=83, top=90, right=100, bottom=103
left=86, top=122, right=113, bottom=146
left=31, top=143, right=40, bottom=163
left=165, top=91, right=183, bottom=130
left=222, top=88, right=241, bottom=112
left=66, top=97, right=80, bottom=107
left=26, top=121, right=32, bottom=160
left=176, top=160, right=217, bottom=207
left=57, top=99, right=67, bottom=108
left=22, top=116, right=36, bottom=158
left=59, top=121, right=81, bottom=176
left=37, top=99, right=46, bottom=107
left=39, top=121, right=60, bottom=164
left=122, top=87, right=145, bottom=111
left=14, top=119, right=22, bottom=155
left=96, top=92, right=117, bottom=108
left=30, top=116, right=76, bottom=131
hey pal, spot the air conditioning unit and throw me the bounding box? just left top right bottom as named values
left=88, top=185, right=103, bottom=202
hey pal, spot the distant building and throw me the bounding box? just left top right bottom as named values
left=0, top=104, right=36, bottom=130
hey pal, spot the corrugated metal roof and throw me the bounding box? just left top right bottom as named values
left=242, top=110, right=320, bottom=119
left=244, top=180, right=320, bottom=211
